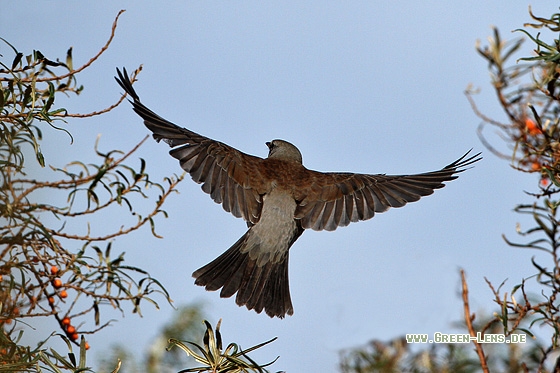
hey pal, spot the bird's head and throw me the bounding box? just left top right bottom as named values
left=266, top=139, right=303, bottom=164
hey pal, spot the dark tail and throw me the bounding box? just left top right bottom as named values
left=192, top=231, right=293, bottom=318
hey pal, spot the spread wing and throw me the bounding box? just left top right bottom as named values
left=294, top=151, right=481, bottom=231
left=115, top=68, right=266, bottom=224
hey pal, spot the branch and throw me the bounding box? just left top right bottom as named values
left=12, top=135, right=149, bottom=204
left=35, top=10, right=126, bottom=83
left=461, top=269, right=489, bottom=373
left=60, top=65, right=143, bottom=118
left=45, top=171, right=185, bottom=241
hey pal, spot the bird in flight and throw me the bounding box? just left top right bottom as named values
left=115, top=68, right=481, bottom=318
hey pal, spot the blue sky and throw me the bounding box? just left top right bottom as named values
left=2, top=2, right=556, bottom=371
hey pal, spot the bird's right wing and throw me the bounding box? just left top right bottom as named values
left=115, top=68, right=266, bottom=224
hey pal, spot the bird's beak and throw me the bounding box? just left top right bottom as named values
left=265, top=142, right=272, bottom=150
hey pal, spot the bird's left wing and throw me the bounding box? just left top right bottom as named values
left=294, top=151, right=481, bottom=231
left=115, top=68, right=266, bottom=224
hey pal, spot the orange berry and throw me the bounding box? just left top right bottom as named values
left=531, top=162, right=541, bottom=171
left=52, top=278, right=63, bottom=289
left=60, top=290, right=68, bottom=298
left=50, top=266, right=59, bottom=275
left=66, top=325, right=76, bottom=334
left=71, top=333, right=79, bottom=341
left=85, top=342, right=90, bottom=350
left=62, top=317, right=71, bottom=326
left=48, top=296, right=55, bottom=305
left=525, top=118, right=542, bottom=136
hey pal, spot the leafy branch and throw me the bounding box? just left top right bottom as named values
left=167, top=319, right=279, bottom=373
left=0, top=10, right=185, bottom=370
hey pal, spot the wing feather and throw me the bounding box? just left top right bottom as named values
left=295, top=151, right=481, bottom=231
left=316, top=201, right=332, bottom=230
left=116, top=68, right=266, bottom=224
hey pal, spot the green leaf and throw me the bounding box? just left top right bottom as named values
left=516, top=328, right=535, bottom=338
left=39, top=351, right=63, bottom=373
left=11, top=52, right=23, bottom=71
left=66, top=47, right=73, bottom=70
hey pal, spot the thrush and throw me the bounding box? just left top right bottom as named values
left=115, top=68, right=481, bottom=318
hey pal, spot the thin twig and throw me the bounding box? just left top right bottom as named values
left=461, top=269, right=490, bottom=373
left=60, top=65, right=143, bottom=118
left=35, top=10, right=126, bottom=83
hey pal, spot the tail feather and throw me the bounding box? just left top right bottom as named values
left=261, top=256, right=291, bottom=317
left=218, top=251, right=248, bottom=297
left=204, top=236, right=248, bottom=295
left=237, top=260, right=273, bottom=311
left=192, top=231, right=294, bottom=318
